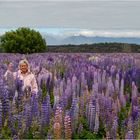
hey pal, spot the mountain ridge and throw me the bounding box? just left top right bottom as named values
left=44, top=35, right=140, bottom=45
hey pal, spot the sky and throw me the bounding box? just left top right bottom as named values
left=0, top=0, right=140, bottom=37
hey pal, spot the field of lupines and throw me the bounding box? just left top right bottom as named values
left=0, top=53, right=140, bottom=139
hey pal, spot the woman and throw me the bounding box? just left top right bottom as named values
left=14, top=59, right=38, bottom=94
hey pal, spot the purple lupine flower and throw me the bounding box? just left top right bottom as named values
left=111, top=115, right=118, bottom=139
left=127, top=116, right=134, bottom=131
left=1, top=89, right=10, bottom=121
left=0, top=100, right=2, bottom=128
left=41, top=94, right=51, bottom=127
left=115, top=73, right=120, bottom=92
left=101, top=70, right=106, bottom=88
left=95, top=99, right=100, bottom=116
left=92, top=82, right=99, bottom=95
left=104, top=97, right=113, bottom=130
left=53, top=86, right=60, bottom=109
left=70, top=98, right=79, bottom=134
left=106, top=77, right=114, bottom=97
left=78, top=123, right=83, bottom=134
left=132, top=105, right=139, bottom=121
left=47, top=131, right=53, bottom=139
left=71, top=74, right=77, bottom=94
left=24, top=103, right=32, bottom=132
left=30, top=93, right=39, bottom=118
left=10, top=114, right=19, bottom=136
left=94, top=70, right=98, bottom=84
left=125, top=130, right=134, bottom=139
left=59, top=80, right=64, bottom=96
left=88, top=99, right=96, bottom=131
left=132, top=81, right=138, bottom=102
left=120, top=78, right=124, bottom=96
left=59, top=95, right=68, bottom=109
left=94, top=112, right=99, bottom=133
left=17, top=113, right=22, bottom=130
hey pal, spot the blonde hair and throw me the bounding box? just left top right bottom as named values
left=18, top=59, right=30, bottom=70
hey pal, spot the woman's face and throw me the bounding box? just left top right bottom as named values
left=20, top=63, right=28, bottom=74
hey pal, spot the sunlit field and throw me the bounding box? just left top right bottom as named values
left=0, top=53, right=140, bottom=139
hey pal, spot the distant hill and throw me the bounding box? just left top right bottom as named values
left=44, top=35, right=140, bottom=45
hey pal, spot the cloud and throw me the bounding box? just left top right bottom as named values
left=76, top=30, right=140, bottom=38
left=1, top=28, right=140, bottom=38
left=1, top=0, right=140, bottom=1
left=46, top=29, right=140, bottom=38
left=0, top=1, right=140, bottom=29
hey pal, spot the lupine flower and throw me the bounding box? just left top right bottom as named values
left=64, top=113, right=72, bottom=139
left=115, top=73, right=120, bottom=92
left=132, top=81, right=138, bottom=102
left=0, top=53, right=140, bottom=139
left=125, top=130, right=134, bottom=139
left=54, top=122, right=61, bottom=139
left=70, top=98, right=79, bottom=134
left=94, top=112, right=99, bottom=133
left=0, top=100, right=2, bottom=129
left=78, top=123, right=83, bottom=134
left=111, top=115, right=118, bottom=139
left=41, top=95, right=51, bottom=127
left=53, top=106, right=63, bottom=139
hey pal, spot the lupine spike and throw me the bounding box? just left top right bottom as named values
left=64, top=113, right=72, bottom=139
left=0, top=100, right=2, bottom=129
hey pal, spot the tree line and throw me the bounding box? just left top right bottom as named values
left=47, top=43, right=140, bottom=53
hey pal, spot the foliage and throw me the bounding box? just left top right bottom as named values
left=118, top=102, right=131, bottom=139
left=0, top=27, right=47, bottom=53
left=49, top=82, right=54, bottom=107
left=47, top=43, right=140, bottom=53
left=1, top=125, right=12, bottom=139
left=41, top=80, right=47, bottom=101
left=73, top=116, right=105, bottom=139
